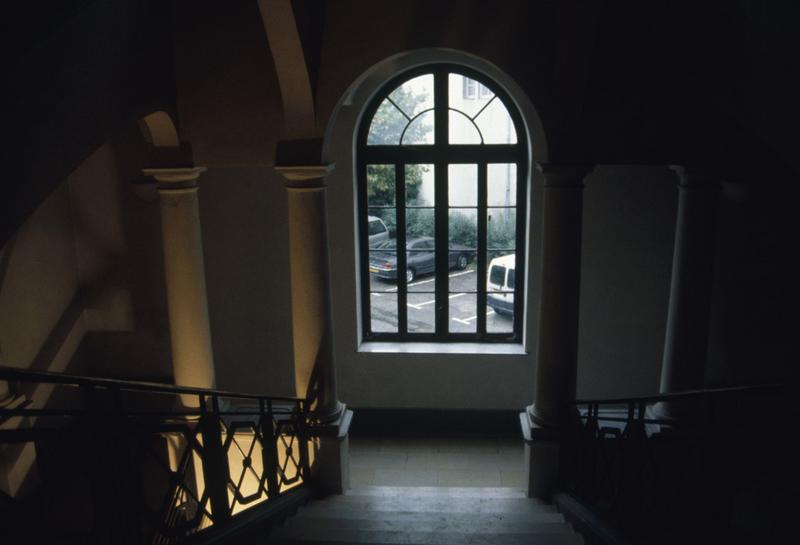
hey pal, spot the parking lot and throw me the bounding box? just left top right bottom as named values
left=369, top=268, right=513, bottom=334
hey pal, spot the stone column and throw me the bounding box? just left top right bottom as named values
left=654, top=166, right=719, bottom=419
left=275, top=164, right=350, bottom=494
left=142, top=167, right=215, bottom=404
left=521, top=164, right=590, bottom=499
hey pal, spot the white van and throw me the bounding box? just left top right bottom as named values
left=368, top=215, right=389, bottom=247
left=487, top=254, right=515, bottom=316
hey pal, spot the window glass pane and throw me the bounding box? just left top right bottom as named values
left=369, top=272, right=397, bottom=293
left=401, top=111, right=434, bottom=145
left=408, top=274, right=435, bottom=293
left=369, top=250, right=397, bottom=280
left=368, top=219, right=387, bottom=236
left=367, top=99, right=406, bottom=145
left=448, top=164, right=477, bottom=206
left=368, top=208, right=395, bottom=249
left=407, top=293, right=435, bottom=333
left=488, top=163, right=516, bottom=206
left=449, top=293, right=477, bottom=333
left=488, top=264, right=506, bottom=291
left=487, top=208, right=516, bottom=249
left=406, top=164, right=433, bottom=206
left=367, top=164, right=395, bottom=206
left=406, top=207, right=434, bottom=239
left=370, top=293, right=398, bottom=333
left=449, top=253, right=476, bottom=293
left=486, top=252, right=515, bottom=293
left=449, top=73, right=495, bottom=118
left=449, top=208, right=477, bottom=249
left=487, top=294, right=514, bottom=333
left=474, top=98, right=517, bottom=144
left=389, top=74, right=434, bottom=118
left=449, top=110, right=482, bottom=144
left=405, top=234, right=435, bottom=287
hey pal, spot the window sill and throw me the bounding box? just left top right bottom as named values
left=358, top=341, right=528, bottom=355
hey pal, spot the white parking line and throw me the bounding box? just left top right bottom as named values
left=386, top=269, right=474, bottom=292
left=453, top=309, right=496, bottom=324
left=408, top=292, right=466, bottom=310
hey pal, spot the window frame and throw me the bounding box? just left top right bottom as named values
left=357, top=64, right=528, bottom=343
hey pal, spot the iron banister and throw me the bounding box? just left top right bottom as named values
left=572, top=381, right=794, bottom=407
left=0, top=365, right=304, bottom=403
left=0, top=365, right=312, bottom=543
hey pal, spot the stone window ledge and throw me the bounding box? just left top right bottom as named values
left=358, top=341, right=527, bottom=355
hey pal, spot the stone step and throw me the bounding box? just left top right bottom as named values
left=270, top=530, right=583, bottom=545
left=344, top=486, right=529, bottom=500
left=279, top=514, right=573, bottom=535
left=304, top=496, right=559, bottom=516
left=293, top=507, right=565, bottom=525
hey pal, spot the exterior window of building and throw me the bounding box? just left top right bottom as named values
left=462, top=78, right=493, bottom=100
left=358, top=65, right=527, bottom=342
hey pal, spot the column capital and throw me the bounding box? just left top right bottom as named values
left=275, top=165, right=333, bottom=191
left=143, top=166, right=207, bottom=191
left=535, top=163, right=593, bottom=188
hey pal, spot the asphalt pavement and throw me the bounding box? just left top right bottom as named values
left=369, top=268, right=513, bottom=334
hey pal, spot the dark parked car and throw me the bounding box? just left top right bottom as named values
left=368, top=236, right=474, bottom=283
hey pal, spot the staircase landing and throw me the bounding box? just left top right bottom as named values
left=350, top=435, right=525, bottom=488
left=269, top=486, right=583, bottom=545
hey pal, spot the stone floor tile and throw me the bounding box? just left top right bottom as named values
left=350, top=468, right=376, bottom=486
left=373, top=468, right=438, bottom=486
left=436, top=469, right=502, bottom=487
left=500, top=469, right=526, bottom=488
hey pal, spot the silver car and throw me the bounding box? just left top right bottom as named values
left=368, top=215, right=389, bottom=247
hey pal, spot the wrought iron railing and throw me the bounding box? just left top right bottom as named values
left=560, top=383, right=798, bottom=544
left=0, top=366, right=311, bottom=544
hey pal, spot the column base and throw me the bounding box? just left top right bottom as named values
left=309, top=400, right=346, bottom=425
left=520, top=408, right=561, bottom=500
left=649, top=399, right=697, bottom=425
left=307, top=407, right=353, bottom=496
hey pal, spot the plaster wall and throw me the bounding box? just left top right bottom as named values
left=322, top=162, right=676, bottom=409
left=173, top=0, right=283, bottom=166
left=705, top=181, right=800, bottom=386
left=577, top=166, right=677, bottom=399
left=0, top=185, right=79, bottom=369
left=198, top=167, right=295, bottom=397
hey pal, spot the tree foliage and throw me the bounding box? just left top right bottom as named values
left=366, top=84, right=432, bottom=222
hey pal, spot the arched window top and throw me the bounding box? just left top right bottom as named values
left=366, top=70, right=518, bottom=146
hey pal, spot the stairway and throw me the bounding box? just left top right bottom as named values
left=269, top=486, right=584, bottom=545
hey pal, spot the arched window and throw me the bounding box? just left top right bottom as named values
left=358, top=65, right=527, bottom=342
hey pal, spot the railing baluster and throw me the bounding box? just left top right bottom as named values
left=198, top=394, right=231, bottom=524
left=297, top=401, right=311, bottom=480
left=261, top=398, right=280, bottom=498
